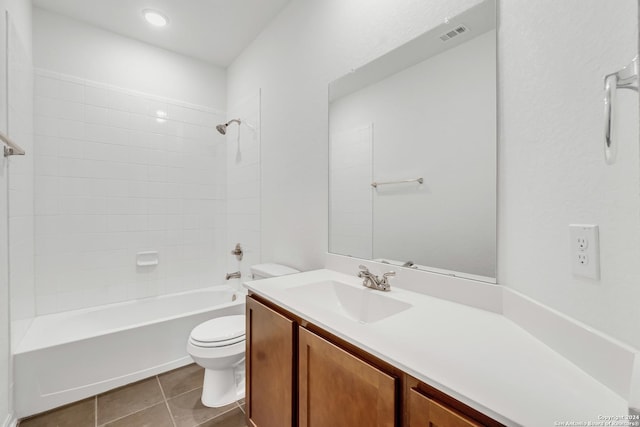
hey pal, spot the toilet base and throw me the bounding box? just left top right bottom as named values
left=200, top=367, right=245, bottom=408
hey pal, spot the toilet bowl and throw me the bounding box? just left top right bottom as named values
left=187, top=315, right=246, bottom=407
left=187, top=263, right=300, bottom=407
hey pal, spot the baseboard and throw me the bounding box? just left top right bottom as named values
left=2, top=414, right=17, bottom=427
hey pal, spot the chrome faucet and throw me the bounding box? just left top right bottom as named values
left=225, top=271, right=241, bottom=280
left=357, top=265, right=395, bottom=291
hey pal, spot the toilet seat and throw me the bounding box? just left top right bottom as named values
left=189, top=315, right=245, bottom=348
left=190, top=335, right=245, bottom=348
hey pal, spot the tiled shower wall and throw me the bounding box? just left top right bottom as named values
left=33, top=70, right=227, bottom=315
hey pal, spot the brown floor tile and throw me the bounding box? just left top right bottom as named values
left=19, top=397, right=95, bottom=427
left=195, top=407, right=247, bottom=427
left=158, top=363, right=204, bottom=398
left=168, top=388, right=237, bottom=427
left=101, top=402, right=173, bottom=427
left=97, top=377, right=164, bottom=425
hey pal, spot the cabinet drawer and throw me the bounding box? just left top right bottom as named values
left=408, top=388, right=483, bottom=427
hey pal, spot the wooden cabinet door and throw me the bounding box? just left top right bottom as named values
left=298, top=327, right=397, bottom=427
left=246, top=296, right=295, bottom=427
left=408, top=388, right=482, bottom=427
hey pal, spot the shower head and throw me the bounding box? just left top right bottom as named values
left=216, top=119, right=241, bottom=135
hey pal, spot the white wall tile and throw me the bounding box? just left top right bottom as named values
left=35, top=75, right=61, bottom=99
left=58, top=138, right=85, bottom=159
left=84, top=104, right=109, bottom=125
left=33, top=71, right=228, bottom=314
left=35, top=135, right=60, bottom=156
left=34, top=155, right=58, bottom=176
left=108, top=90, right=135, bottom=111
left=56, top=80, right=84, bottom=103
left=84, top=123, right=112, bottom=143
left=34, top=195, right=59, bottom=216
left=35, top=115, right=59, bottom=136
left=58, top=119, right=84, bottom=139
left=107, top=109, right=131, bottom=129
left=84, top=85, right=109, bottom=107
left=35, top=294, right=58, bottom=315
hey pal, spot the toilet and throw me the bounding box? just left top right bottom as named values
left=187, top=263, right=300, bottom=407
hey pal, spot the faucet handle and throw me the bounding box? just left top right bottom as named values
left=379, top=270, right=395, bottom=291
left=358, top=265, right=370, bottom=278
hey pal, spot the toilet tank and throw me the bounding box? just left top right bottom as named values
left=250, top=263, right=300, bottom=280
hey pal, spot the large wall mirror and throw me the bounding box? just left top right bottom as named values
left=328, top=0, right=497, bottom=282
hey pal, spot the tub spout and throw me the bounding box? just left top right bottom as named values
left=225, top=271, right=241, bottom=280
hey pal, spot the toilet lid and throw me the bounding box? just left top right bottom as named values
left=190, top=315, right=245, bottom=343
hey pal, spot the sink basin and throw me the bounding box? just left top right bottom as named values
left=288, top=280, right=412, bottom=323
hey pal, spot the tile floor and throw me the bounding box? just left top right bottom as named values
left=18, top=364, right=247, bottom=427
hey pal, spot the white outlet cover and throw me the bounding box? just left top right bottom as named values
left=569, top=224, right=600, bottom=280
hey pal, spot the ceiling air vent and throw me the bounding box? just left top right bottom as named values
left=439, top=25, right=469, bottom=42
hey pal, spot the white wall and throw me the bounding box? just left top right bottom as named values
left=226, top=92, right=262, bottom=281
left=8, top=11, right=35, bottom=323
left=329, top=124, right=372, bottom=260
left=0, top=1, right=9, bottom=423
left=0, top=4, right=9, bottom=422
left=229, top=0, right=488, bottom=271
left=33, top=8, right=226, bottom=110
left=228, top=0, right=640, bottom=349
left=3, top=0, right=33, bottom=423
left=329, top=31, right=496, bottom=278
left=499, top=0, right=639, bottom=348
left=0, top=165, right=8, bottom=427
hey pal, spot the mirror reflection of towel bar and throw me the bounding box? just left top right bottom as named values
left=371, top=177, right=423, bottom=188
left=1, top=130, right=25, bottom=157
left=604, top=56, right=638, bottom=165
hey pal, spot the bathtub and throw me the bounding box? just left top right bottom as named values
left=13, top=285, right=245, bottom=418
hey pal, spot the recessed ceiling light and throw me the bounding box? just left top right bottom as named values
left=143, top=9, right=168, bottom=27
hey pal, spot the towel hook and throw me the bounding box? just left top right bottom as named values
left=604, top=56, right=638, bottom=165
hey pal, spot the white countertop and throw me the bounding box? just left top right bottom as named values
left=244, top=269, right=628, bottom=427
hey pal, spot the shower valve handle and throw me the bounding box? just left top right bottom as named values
left=231, top=243, right=243, bottom=261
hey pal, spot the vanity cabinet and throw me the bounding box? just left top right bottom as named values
left=298, top=327, right=396, bottom=427
left=408, top=388, right=481, bottom=427
left=404, top=378, right=503, bottom=427
left=246, top=296, right=296, bottom=427
left=246, top=294, right=503, bottom=427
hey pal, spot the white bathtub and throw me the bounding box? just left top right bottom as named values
left=13, top=285, right=245, bottom=418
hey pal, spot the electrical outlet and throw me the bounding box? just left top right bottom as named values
left=569, top=224, right=600, bottom=280
left=577, top=253, right=588, bottom=265
left=577, top=237, right=588, bottom=251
